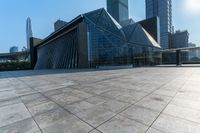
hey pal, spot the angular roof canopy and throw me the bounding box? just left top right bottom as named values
left=122, top=23, right=161, bottom=48
left=84, top=8, right=160, bottom=48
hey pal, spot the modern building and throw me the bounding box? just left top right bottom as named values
left=32, top=8, right=161, bottom=69
left=188, top=43, right=198, bottom=59
left=163, top=30, right=189, bottom=64
left=26, top=17, right=33, bottom=50
left=10, top=46, right=18, bottom=53
left=170, top=30, right=189, bottom=49
left=146, top=0, right=172, bottom=49
left=54, top=20, right=68, bottom=31
left=107, top=0, right=129, bottom=23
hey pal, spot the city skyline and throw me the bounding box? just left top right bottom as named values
left=0, top=0, right=199, bottom=53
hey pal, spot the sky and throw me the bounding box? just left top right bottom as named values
left=0, top=0, right=199, bottom=53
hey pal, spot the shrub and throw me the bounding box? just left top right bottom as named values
left=0, top=61, right=31, bottom=71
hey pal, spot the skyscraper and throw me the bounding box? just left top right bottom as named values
left=26, top=17, right=33, bottom=50
left=146, top=0, right=172, bottom=49
left=107, top=0, right=129, bottom=23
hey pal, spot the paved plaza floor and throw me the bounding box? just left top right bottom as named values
left=0, top=67, right=200, bottom=133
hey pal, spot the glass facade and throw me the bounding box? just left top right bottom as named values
left=35, top=28, right=79, bottom=69
left=34, top=8, right=161, bottom=69
left=84, top=8, right=161, bottom=67
left=107, top=0, right=129, bottom=23
left=146, top=0, right=172, bottom=49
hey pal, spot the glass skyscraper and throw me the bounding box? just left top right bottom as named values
left=26, top=17, right=33, bottom=50
left=146, top=0, right=172, bottom=49
left=107, top=0, right=129, bottom=23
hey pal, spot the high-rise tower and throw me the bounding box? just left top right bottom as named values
left=146, top=0, right=172, bottom=49
left=107, top=0, right=129, bottom=23
left=26, top=17, right=33, bottom=50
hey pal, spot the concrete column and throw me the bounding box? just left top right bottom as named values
left=176, top=50, right=181, bottom=66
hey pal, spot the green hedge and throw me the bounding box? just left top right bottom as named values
left=0, top=61, right=31, bottom=71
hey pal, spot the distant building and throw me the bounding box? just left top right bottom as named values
left=107, top=0, right=129, bottom=23
left=170, top=30, right=189, bottom=48
left=54, top=20, right=68, bottom=31
left=188, top=43, right=198, bottom=59
left=10, top=46, right=18, bottom=53
left=170, top=30, right=189, bottom=62
left=146, top=0, right=172, bottom=49
left=26, top=17, right=33, bottom=50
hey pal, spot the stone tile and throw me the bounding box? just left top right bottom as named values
left=64, top=101, right=95, bottom=114
left=120, top=105, right=160, bottom=126
left=136, top=94, right=171, bottom=112
left=15, top=88, right=37, bottom=96
left=146, top=128, right=163, bottom=133
left=98, top=115, right=148, bottom=133
left=0, top=103, right=31, bottom=127
left=51, top=93, right=81, bottom=106
left=43, top=89, right=63, bottom=97
left=153, top=89, right=177, bottom=97
left=42, top=116, right=92, bottom=133
left=85, top=96, right=107, bottom=105
left=0, top=90, right=17, bottom=101
left=171, top=98, right=200, bottom=111
left=29, top=101, right=59, bottom=116
left=152, top=114, right=200, bottom=133
left=34, top=84, right=70, bottom=92
left=34, top=108, right=73, bottom=129
left=0, top=118, right=40, bottom=133
left=0, top=98, right=21, bottom=108
left=69, top=89, right=93, bottom=99
left=89, top=129, right=102, bottom=133
left=100, top=90, right=122, bottom=99
left=81, top=85, right=112, bottom=95
left=175, top=91, right=200, bottom=102
left=99, top=99, right=130, bottom=113
left=163, top=104, right=200, bottom=124
left=76, top=105, right=116, bottom=127
left=20, top=93, right=49, bottom=107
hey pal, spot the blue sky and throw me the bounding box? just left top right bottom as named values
left=0, top=0, right=199, bottom=53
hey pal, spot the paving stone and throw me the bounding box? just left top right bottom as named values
left=98, top=99, right=130, bottom=113
left=153, top=89, right=177, bottom=97
left=0, top=98, right=21, bottom=108
left=20, top=93, right=49, bottom=107
left=51, top=93, right=81, bottom=106
left=163, top=104, right=200, bottom=124
left=98, top=115, right=148, bottom=133
left=120, top=105, right=160, bottom=126
left=41, top=116, right=92, bottom=133
left=152, top=114, right=200, bottom=133
left=1, top=67, right=200, bottom=133
left=64, top=101, right=95, bottom=114
left=0, top=90, right=17, bottom=101
left=171, top=98, right=200, bottom=111
left=76, top=105, right=116, bottom=128
left=34, top=108, right=73, bottom=129
left=146, top=128, right=163, bottom=133
left=89, top=129, right=102, bottom=133
left=0, top=118, right=40, bottom=133
left=136, top=94, right=171, bottom=112
left=0, top=103, right=31, bottom=127
left=85, top=96, right=107, bottom=105
left=29, top=101, right=59, bottom=116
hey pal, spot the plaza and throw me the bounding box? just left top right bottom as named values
left=0, top=67, right=200, bottom=133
